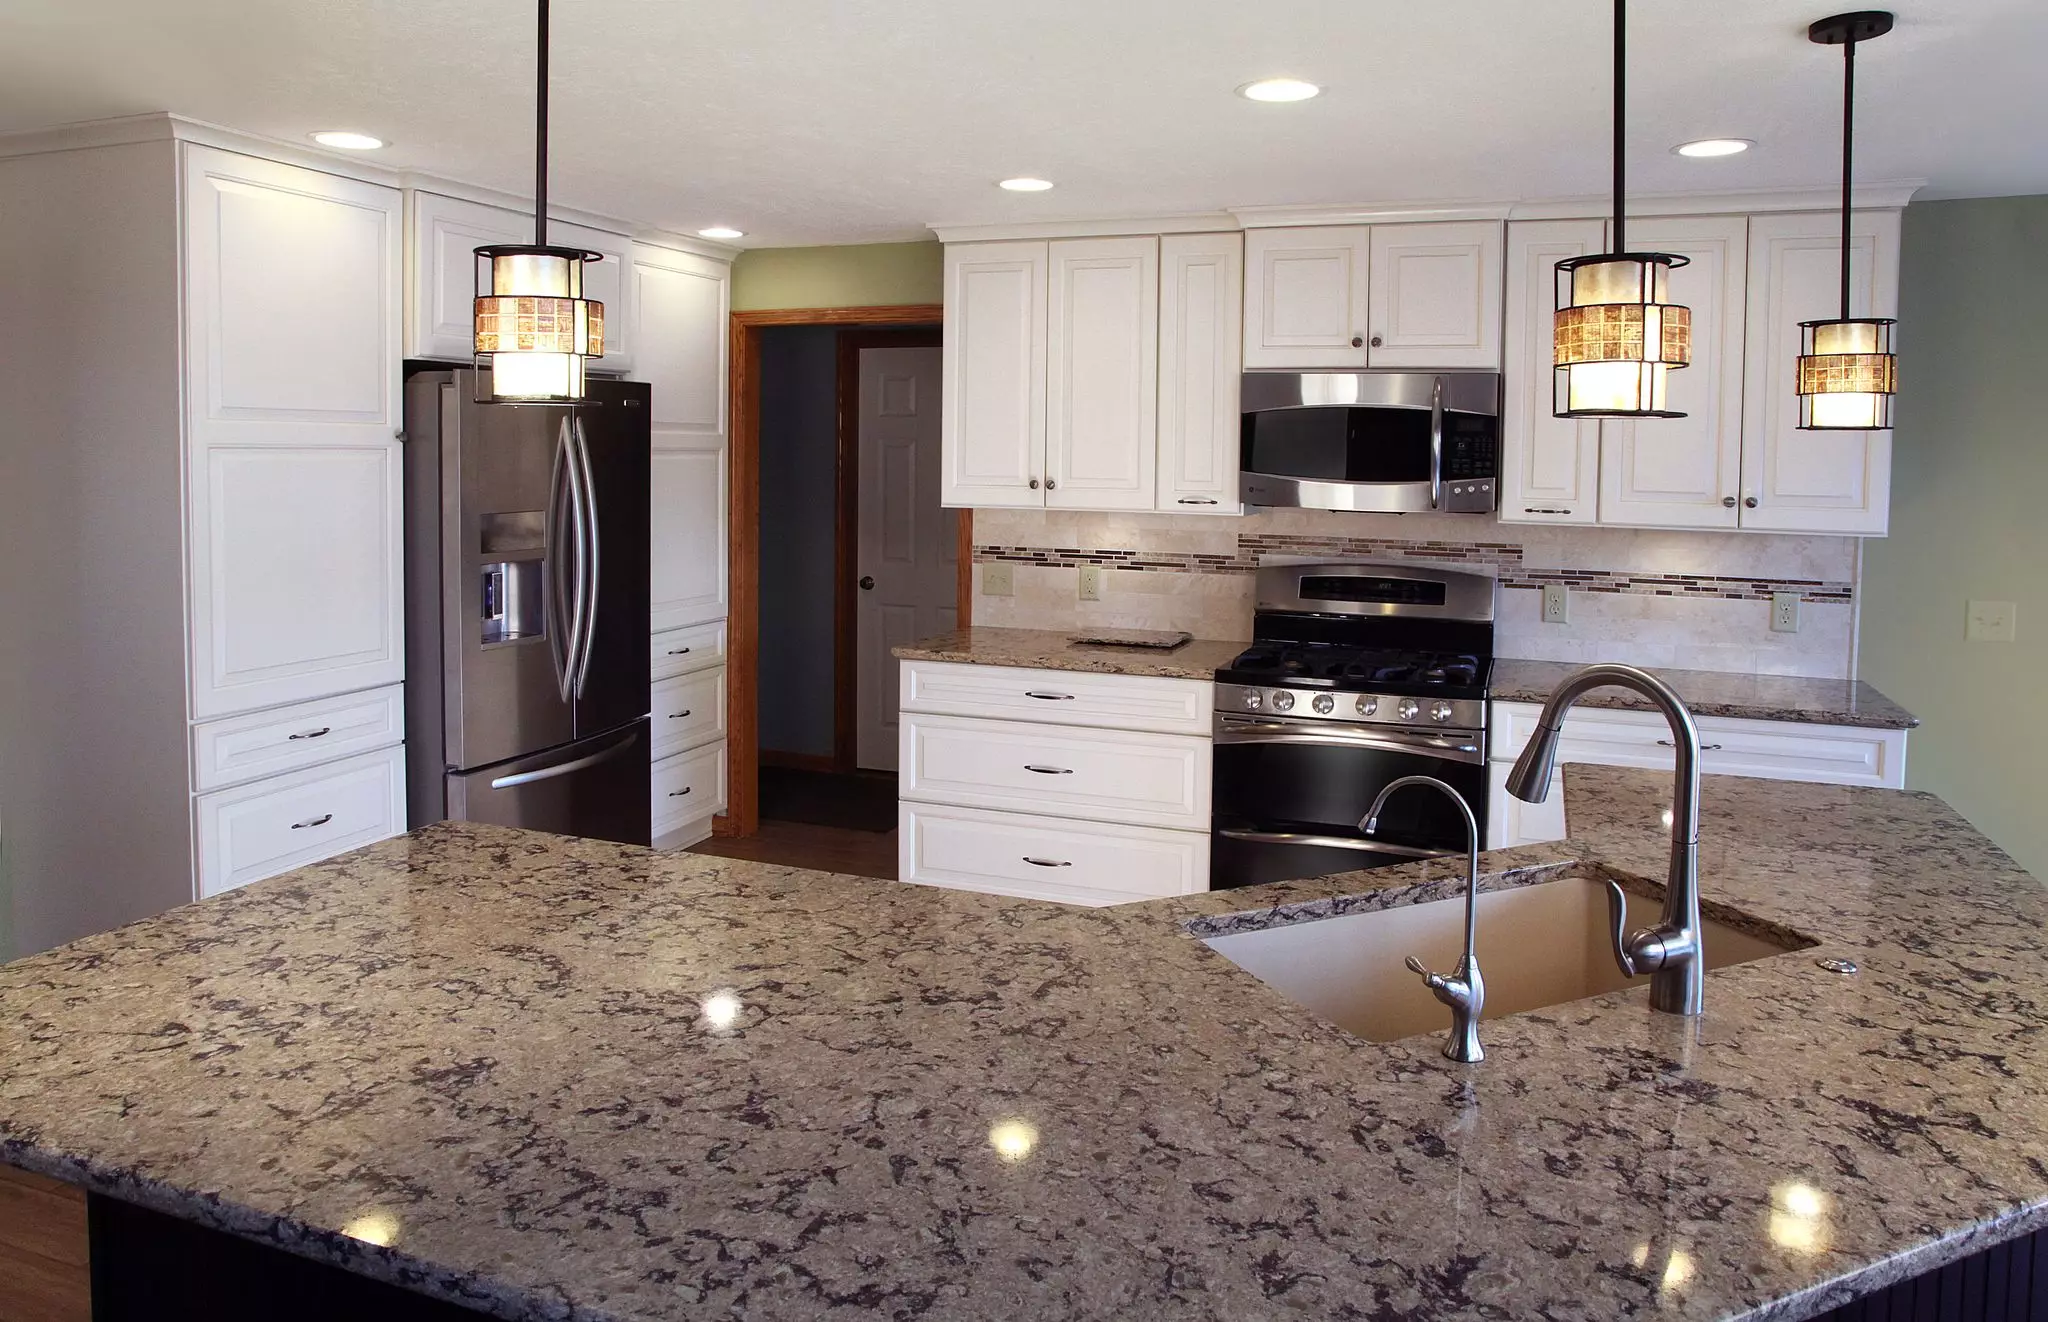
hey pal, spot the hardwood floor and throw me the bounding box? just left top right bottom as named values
left=0, top=1165, right=90, bottom=1322
left=688, top=820, right=899, bottom=879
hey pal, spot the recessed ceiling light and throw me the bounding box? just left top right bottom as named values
left=310, top=131, right=386, bottom=150
left=697, top=226, right=745, bottom=240
left=1238, top=78, right=1321, bottom=103
left=998, top=177, right=1054, bottom=192
left=1673, top=137, right=1753, bottom=158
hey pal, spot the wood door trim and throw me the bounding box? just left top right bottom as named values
left=717, top=304, right=943, bottom=838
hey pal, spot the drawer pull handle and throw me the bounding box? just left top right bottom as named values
left=1022, top=857, right=1072, bottom=868
left=1024, top=691, right=1075, bottom=701
left=669, top=710, right=693, bottom=718
left=667, top=646, right=692, bottom=656
left=1024, top=764, right=1073, bottom=775
left=1656, top=739, right=1724, bottom=751
left=668, top=787, right=693, bottom=797
left=290, top=813, right=333, bottom=830
left=287, top=727, right=331, bottom=741
left=1177, top=498, right=1218, bottom=505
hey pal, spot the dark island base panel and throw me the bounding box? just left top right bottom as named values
left=88, top=1195, right=487, bottom=1322
left=82, top=1192, right=2048, bottom=1322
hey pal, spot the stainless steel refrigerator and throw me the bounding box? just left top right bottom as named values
left=403, top=369, right=652, bottom=845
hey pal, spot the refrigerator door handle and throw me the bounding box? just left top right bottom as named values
left=570, top=415, right=601, bottom=700
left=488, top=726, right=639, bottom=789
left=544, top=422, right=571, bottom=700
left=556, top=416, right=590, bottom=705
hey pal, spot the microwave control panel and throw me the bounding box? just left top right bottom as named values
left=1440, top=417, right=1498, bottom=512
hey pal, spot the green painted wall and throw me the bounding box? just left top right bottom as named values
left=731, top=241, right=943, bottom=311
left=1861, top=195, right=2048, bottom=879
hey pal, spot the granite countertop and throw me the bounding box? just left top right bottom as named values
left=1491, top=658, right=1920, bottom=729
left=3, top=767, right=2044, bottom=1321
left=893, top=626, right=1248, bottom=681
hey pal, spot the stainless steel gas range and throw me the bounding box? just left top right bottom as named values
left=1210, top=561, right=1497, bottom=889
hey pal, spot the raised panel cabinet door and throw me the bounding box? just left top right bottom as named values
left=183, top=144, right=402, bottom=444
left=650, top=444, right=728, bottom=631
left=1499, top=220, right=1603, bottom=525
left=1365, top=221, right=1503, bottom=368
left=188, top=443, right=404, bottom=718
left=1241, top=225, right=1371, bottom=369
left=551, top=219, right=635, bottom=371
left=406, top=190, right=528, bottom=360
left=633, top=244, right=730, bottom=442
left=1599, top=215, right=1749, bottom=529
left=1156, top=233, right=1243, bottom=514
left=941, top=241, right=1047, bottom=507
left=1046, top=236, right=1158, bottom=510
left=1740, top=209, right=1901, bottom=535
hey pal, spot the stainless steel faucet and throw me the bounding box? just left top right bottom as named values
left=1363, top=775, right=1485, bottom=1063
left=1503, top=662, right=1706, bottom=1016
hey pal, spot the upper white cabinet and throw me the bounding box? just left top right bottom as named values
left=407, top=190, right=635, bottom=372
left=1500, top=219, right=1603, bottom=524
left=1740, top=210, right=1899, bottom=535
left=650, top=446, right=729, bottom=631
left=1045, top=236, right=1158, bottom=510
left=1243, top=221, right=1502, bottom=370
left=1598, top=214, right=1749, bottom=530
left=1156, top=233, right=1243, bottom=514
left=633, top=243, right=729, bottom=443
left=942, top=241, right=1048, bottom=507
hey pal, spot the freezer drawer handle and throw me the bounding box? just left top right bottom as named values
left=489, top=732, right=638, bottom=790
left=1024, top=765, right=1074, bottom=775
left=668, top=787, right=693, bottom=797
left=1656, top=738, right=1723, bottom=751
left=1022, top=857, right=1072, bottom=868
left=287, top=727, right=331, bottom=741
left=290, top=814, right=334, bottom=830
left=1024, top=691, right=1075, bottom=701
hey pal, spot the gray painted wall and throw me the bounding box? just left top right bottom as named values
left=1862, top=195, right=2048, bottom=880
left=756, top=326, right=841, bottom=758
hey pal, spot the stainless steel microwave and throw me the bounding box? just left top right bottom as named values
left=1239, top=371, right=1502, bottom=514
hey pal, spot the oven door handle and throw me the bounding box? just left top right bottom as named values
left=1428, top=374, right=1445, bottom=511
left=1216, top=828, right=1445, bottom=861
left=1214, top=717, right=1483, bottom=762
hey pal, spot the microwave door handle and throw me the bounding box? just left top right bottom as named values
left=1428, top=375, right=1445, bottom=511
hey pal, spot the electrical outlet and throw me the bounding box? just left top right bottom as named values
left=1966, top=599, right=2017, bottom=643
left=1541, top=583, right=1569, bottom=624
left=1078, top=565, right=1104, bottom=602
left=1771, top=593, right=1801, bottom=634
left=981, top=562, right=1014, bottom=597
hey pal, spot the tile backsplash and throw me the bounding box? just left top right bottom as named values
left=970, top=508, right=1863, bottom=678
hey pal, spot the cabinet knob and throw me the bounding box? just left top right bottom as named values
left=1744, top=496, right=1759, bottom=509
left=1721, top=496, right=1737, bottom=508
left=1045, top=478, right=1057, bottom=490
left=1350, top=335, right=1365, bottom=348
left=1029, top=478, right=1039, bottom=490
left=1369, top=334, right=1383, bottom=348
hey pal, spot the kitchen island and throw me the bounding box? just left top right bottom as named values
left=1, top=766, right=2044, bottom=1320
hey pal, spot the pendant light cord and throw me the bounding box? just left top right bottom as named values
left=535, top=0, right=550, bottom=247
left=1612, top=0, right=1626, bottom=254
left=1839, top=35, right=1855, bottom=321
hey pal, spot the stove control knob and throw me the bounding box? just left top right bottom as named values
left=1430, top=701, right=1455, bottom=724
left=1355, top=696, right=1378, bottom=717
left=1242, top=689, right=1262, bottom=711
left=1397, top=698, right=1421, bottom=722
left=1312, top=693, right=1335, bottom=715
left=1270, top=690, right=1295, bottom=713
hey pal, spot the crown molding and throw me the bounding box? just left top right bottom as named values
left=1231, top=201, right=1513, bottom=228
left=927, top=213, right=1239, bottom=244
left=1506, top=181, right=1925, bottom=220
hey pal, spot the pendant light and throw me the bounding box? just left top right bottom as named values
left=1553, top=0, right=1693, bottom=419
left=473, top=0, right=603, bottom=404
left=1797, top=11, right=1897, bottom=431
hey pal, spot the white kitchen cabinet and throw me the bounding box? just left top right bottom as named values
left=651, top=667, right=727, bottom=761
left=651, top=619, right=727, bottom=680
left=195, top=744, right=406, bottom=898
left=1499, top=220, right=1604, bottom=524
left=191, top=684, right=405, bottom=794
left=653, top=738, right=726, bottom=849
left=1242, top=225, right=1372, bottom=369
left=633, top=243, right=729, bottom=443
left=550, top=218, right=634, bottom=371
left=901, top=660, right=1213, bottom=735
left=1598, top=215, right=1749, bottom=530
left=1739, top=210, right=1900, bottom=535
left=1156, top=233, right=1243, bottom=514
left=1045, top=236, right=1159, bottom=509
left=942, top=241, right=1048, bottom=507
left=900, top=800, right=1209, bottom=907
left=649, top=444, right=728, bottom=632
left=1364, top=221, right=1503, bottom=369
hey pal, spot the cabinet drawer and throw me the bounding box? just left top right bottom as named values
left=652, top=667, right=726, bottom=760
left=900, top=713, right=1209, bottom=830
left=900, top=661, right=1213, bottom=735
left=191, top=685, right=404, bottom=792
left=653, top=740, right=726, bottom=843
left=1490, top=701, right=1908, bottom=789
left=651, top=620, right=726, bottom=680
left=900, top=802, right=1208, bottom=907
left=195, top=746, right=405, bottom=898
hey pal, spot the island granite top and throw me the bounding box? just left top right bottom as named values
left=2, top=766, right=2041, bottom=1321
left=1491, top=658, right=1919, bottom=729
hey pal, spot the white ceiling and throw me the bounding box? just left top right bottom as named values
left=4, top=0, right=2043, bottom=247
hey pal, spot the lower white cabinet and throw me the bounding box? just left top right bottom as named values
left=191, top=685, right=404, bottom=793
left=900, top=712, right=1210, bottom=832
left=1484, top=700, right=1909, bottom=849
left=650, top=623, right=729, bottom=850
left=653, top=738, right=727, bottom=849
left=900, top=801, right=1208, bottom=907
left=195, top=745, right=406, bottom=898
left=651, top=668, right=727, bottom=761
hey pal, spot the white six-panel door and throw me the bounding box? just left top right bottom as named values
left=1599, top=214, right=1749, bottom=529
left=941, top=241, right=1047, bottom=507
left=182, top=144, right=405, bottom=719
left=1499, top=220, right=1604, bottom=525
left=1241, top=225, right=1372, bottom=369
left=1364, top=221, right=1503, bottom=369
left=1045, top=236, right=1159, bottom=509
left=1155, top=233, right=1243, bottom=514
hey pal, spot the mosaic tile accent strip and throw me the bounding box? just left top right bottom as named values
left=975, top=536, right=1855, bottom=604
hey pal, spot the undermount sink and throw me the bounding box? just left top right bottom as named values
left=1201, top=873, right=1804, bottom=1044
